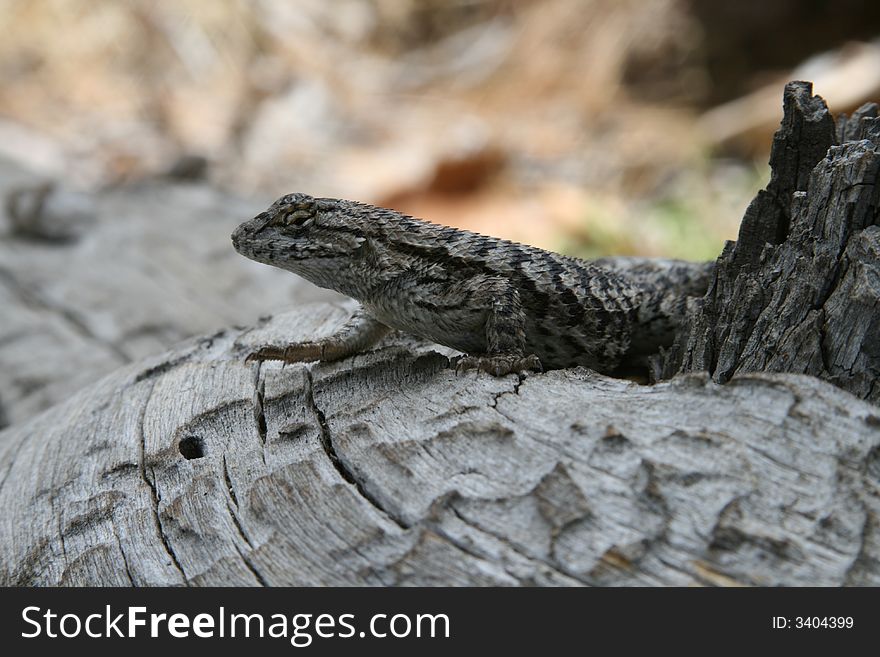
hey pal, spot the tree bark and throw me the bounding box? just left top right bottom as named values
left=663, top=81, right=879, bottom=404
left=0, top=82, right=878, bottom=586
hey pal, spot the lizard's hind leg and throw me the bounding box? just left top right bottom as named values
left=456, top=284, right=542, bottom=376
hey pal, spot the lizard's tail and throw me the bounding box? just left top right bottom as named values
left=592, top=257, right=715, bottom=358
left=590, top=256, right=715, bottom=298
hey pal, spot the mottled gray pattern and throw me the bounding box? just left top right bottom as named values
left=232, top=194, right=712, bottom=375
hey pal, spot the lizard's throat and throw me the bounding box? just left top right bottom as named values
left=282, top=259, right=376, bottom=301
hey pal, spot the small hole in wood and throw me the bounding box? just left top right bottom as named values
left=179, top=435, right=205, bottom=460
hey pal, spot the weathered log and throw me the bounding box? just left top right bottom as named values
left=1, top=307, right=879, bottom=586
left=664, top=81, right=879, bottom=404
left=1, top=82, right=879, bottom=586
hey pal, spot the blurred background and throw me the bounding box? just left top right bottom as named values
left=1, top=0, right=878, bottom=261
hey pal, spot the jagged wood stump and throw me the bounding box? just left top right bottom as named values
left=664, top=81, right=879, bottom=404
left=0, top=82, right=879, bottom=586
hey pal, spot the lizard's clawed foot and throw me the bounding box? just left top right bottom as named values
left=455, top=353, right=543, bottom=377
left=245, top=342, right=324, bottom=364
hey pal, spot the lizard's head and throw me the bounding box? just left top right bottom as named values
left=232, top=192, right=372, bottom=294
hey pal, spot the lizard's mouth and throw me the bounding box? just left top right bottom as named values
left=231, top=212, right=271, bottom=253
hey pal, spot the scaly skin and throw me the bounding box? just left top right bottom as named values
left=232, top=193, right=712, bottom=376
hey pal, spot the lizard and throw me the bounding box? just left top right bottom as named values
left=231, top=193, right=713, bottom=376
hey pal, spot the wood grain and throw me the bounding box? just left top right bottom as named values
left=1, top=307, right=878, bottom=585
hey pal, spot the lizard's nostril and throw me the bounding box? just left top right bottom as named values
left=231, top=221, right=253, bottom=249
left=232, top=212, right=271, bottom=244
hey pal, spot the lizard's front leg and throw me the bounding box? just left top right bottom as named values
left=246, top=307, right=391, bottom=365
left=456, top=284, right=542, bottom=376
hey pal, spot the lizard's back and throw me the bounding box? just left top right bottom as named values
left=346, top=203, right=702, bottom=372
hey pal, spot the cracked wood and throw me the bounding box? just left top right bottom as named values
left=1, top=308, right=878, bottom=586
left=664, top=82, right=880, bottom=404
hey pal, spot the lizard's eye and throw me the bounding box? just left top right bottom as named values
left=280, top=204, right=315, bottom=228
